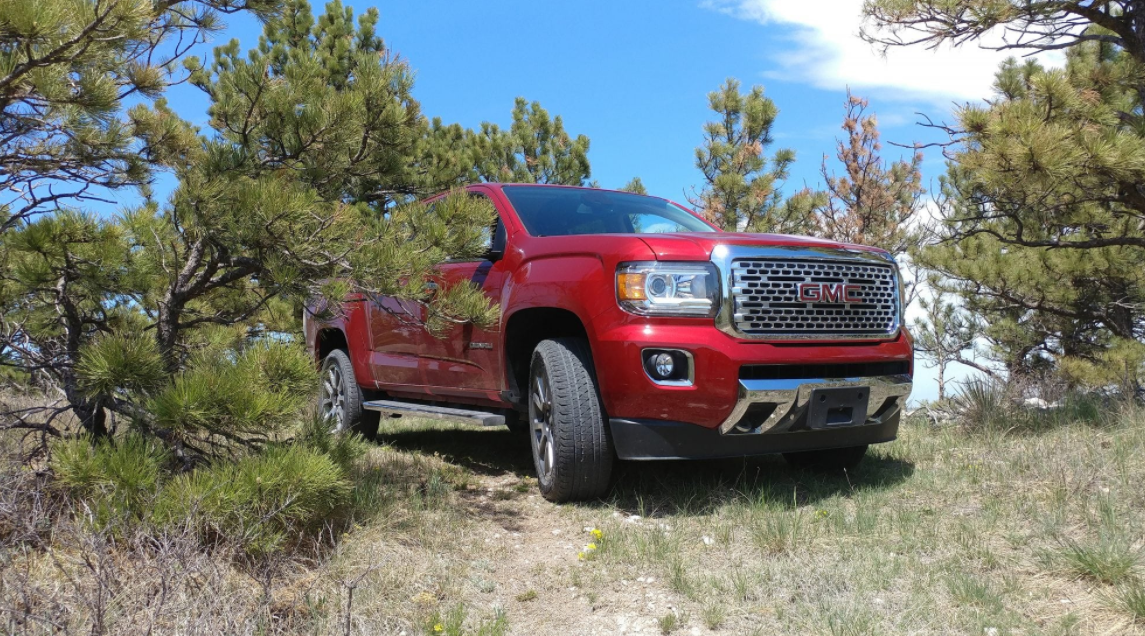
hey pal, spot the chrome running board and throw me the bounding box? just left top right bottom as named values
left=362, top=400, right=506, bottom=427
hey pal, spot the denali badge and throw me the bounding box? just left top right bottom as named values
left=798, top=283, right=863, bottom=303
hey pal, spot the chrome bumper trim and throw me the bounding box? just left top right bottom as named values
left=718, top=374, right=913, bottom=435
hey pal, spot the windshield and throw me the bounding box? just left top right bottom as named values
left=502, top=186, right=716, bottom=237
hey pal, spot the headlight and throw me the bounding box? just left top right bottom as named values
left=616, top=261, right=720, bottom=317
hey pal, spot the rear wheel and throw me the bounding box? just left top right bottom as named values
left=318, top=349, right=379, bottom=437
left=783, top=445, right=868, bottom=471
left=529, top=338, right=613, bottom=502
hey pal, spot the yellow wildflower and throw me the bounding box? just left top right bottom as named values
left=590, top=528, right=603, bottom=541
left=586, top=543, right=598, bottom=551
left=433, top=624, right=444, bottom=633
left=578, top=552, right=586, bottom=561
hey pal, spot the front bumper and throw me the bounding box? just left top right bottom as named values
left=610, top=386, right=904, bottom=461
left=590, top=318, right=914, bottom=430
left=718, top=374, right=912, bottom=434
left=609, top=375, right=902, bottom=460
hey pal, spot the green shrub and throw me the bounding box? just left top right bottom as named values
left=953, top=378, right=1019, bottom=432
left=295, top=413, right=370, bottom=473
left=148, top=341, right=317, bottom=449
left=153, top=444, right=351, bottom=555
left=952, top=377, right=1121, bottom=433
left=1112, top=580, right=1145, bottom=622
left=76, top=332, right=167, bottom=399
left=51, top=434, right=169, bottom=525
left=1058, top=537, right=1139, bottom=585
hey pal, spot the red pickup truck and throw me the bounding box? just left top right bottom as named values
left=304, top=184, right=913, bottom=502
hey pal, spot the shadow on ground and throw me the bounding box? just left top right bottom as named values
left=603, top=453, right=915, bottom=517
left=374, top=421, right=534, bottom=476
left=373, top=422, right=915, bottom=516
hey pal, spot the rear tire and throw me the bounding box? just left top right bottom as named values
left=783, top=445, right=868, bottom=471
left=528, top=338, right=613, bottom=502
left=318, top=349, right=379, bottom=437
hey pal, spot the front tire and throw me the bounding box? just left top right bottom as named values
left=528, top=338, right=613, bottom=502
left=318, top=349, right=379, bottom=437
left=783, top=445, right=868, bottom=471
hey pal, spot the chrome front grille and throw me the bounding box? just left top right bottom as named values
left=730, top=258, right=899, bottom=338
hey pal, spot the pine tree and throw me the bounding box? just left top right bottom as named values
left=473, top=97, right=591, bottom=185
left=620, top=177, right=647, bottom=195
left=816, top=92, right=924, bottom=256
left=0, top=0, right=279, bottom=234
left=0, top=0, right=497, bottom=448
left=865, top=1, right=1145, bottom=390
left=691, top=78, right=815, bottom=233
left=912, top=293, right=991, bottom=400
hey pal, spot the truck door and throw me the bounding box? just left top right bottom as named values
left=420, top=190, right=509, bottom=397
left=366, top=295, right=426, bottom=389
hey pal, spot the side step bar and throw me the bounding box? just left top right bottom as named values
left=362, top=400, right=506, bottom=427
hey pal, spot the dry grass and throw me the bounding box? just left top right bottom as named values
left=2, top=398, right=1145, bottom=634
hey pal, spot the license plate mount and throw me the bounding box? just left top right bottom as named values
left=807, top=387, right=870, bottom=429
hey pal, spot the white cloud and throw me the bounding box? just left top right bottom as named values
left=703, top=0, right=1063, bottom=106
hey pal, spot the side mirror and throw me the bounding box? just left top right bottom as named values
left=487, top=220, right=506, bottom=261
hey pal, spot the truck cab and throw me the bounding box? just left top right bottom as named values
left=305, top=184, right=913, bottom=502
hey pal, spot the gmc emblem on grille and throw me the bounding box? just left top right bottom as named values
left=798, top=283, right=863, bottom=303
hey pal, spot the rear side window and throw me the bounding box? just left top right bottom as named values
left=502, top=186, right=715, bottom=237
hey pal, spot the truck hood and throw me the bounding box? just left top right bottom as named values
left=636, top=232, right=889, bottom=261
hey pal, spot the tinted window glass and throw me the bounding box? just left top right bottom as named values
left=502, top=186, right=715, bottom=237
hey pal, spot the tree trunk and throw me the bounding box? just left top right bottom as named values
left=71, top=399, right=109, bottom=438
left=156, top=299, right=183, bottom=374
left=937, top=361, right=946, bottom=401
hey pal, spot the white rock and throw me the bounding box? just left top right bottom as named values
left=702, top=535, right=714, bottom=546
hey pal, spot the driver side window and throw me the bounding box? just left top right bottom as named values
left=443, top=191, right=504, bottom=262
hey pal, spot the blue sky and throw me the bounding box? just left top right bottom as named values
left=170, top=0, right=1027, bottom=198
left=161, top=0, right=1045, bottom=401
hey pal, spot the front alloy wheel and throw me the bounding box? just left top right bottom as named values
left=527, top=338, right=614, bottom=502
left=530, top=366, right=556, bottom=483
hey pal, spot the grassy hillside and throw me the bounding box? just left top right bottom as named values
left=2, top=401, right=1144, bottom=634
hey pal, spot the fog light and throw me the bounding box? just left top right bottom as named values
left=651, top=353, right=675, bottom=378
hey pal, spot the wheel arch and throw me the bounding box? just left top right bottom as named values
left=503, top=307, right=591, bottom=408
left=315, top=327, right=349, bottom=361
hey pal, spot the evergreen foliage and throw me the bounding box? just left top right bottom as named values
left=692, top=78, right=816, bottom=233
left=473, top=97, right=591, bottom=185
left=0, top=0, right=502, bottom=444
left=155, top=444, right=350, bottom=555
left=867, top=1, right=1145, bottom=392
left=621, top=177, right=648, bottom=195
left=0, top=0, right=280, bottom=234
left=53, top=431, right=358, bottom=556
left=816, top=93, right=925, bottom=255
left=911, top=293, right=990, bottom=400
left=52, top=434, right=169, bottom=524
